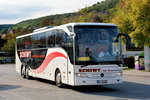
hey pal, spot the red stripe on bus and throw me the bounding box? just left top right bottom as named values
left=35, top=52, right=67, bottom=73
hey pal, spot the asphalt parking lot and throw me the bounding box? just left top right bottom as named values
left=1, top=64, right=150, bottom=100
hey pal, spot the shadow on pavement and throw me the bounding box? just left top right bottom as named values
left=0, top=85, right=21, bottom=91
left=72, top=81, right=150, bottom=99
left=27, top=77, right=150, bottom=99
left=30, top=77, right=56, bottom=85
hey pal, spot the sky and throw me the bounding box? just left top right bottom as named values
left=0, top=0, right=105, bottom=24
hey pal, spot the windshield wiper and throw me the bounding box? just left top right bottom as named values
left=80, top=61, right=98, bottom=67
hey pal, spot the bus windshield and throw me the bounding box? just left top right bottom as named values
left=74, top=25, right=121, bottom=65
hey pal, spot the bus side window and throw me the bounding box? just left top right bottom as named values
left=31, top=34, right=38, bottom=49
left=17, top=38, right=25, bottom=50
left=56, top=29, right=63, bottom=47
left=38, top=33, right=46, bottom=48
left=17, top=39, right=21, bottom=50
left=47, top=30, right=55, bottom=47
left=61, top=30, right=68, bottom=51
left=55, top=29, right=68, bottom=51
left=24, top=36, right=32, bottom=49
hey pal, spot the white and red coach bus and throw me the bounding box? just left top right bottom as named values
left=16, top=23, right=130, bottom=87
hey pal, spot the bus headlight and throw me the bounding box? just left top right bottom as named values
left=117, top=72, right=122, bottom=76
left=76, top=73, right=87, bottom=77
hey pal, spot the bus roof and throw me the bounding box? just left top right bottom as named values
left=63, top=22, right=117, bottom=27
left=16, top=23, right=117, bottom=39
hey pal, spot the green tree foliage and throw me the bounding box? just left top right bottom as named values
left=1, top=0, right=120, bottom=55
left=40, top=18, right=54, bottom=27
left=92, top=15, right=103, bottom=22
left=13, top=0, right=119, bottom=29
left=1, top=33, right=17, bottom=56
left=1, top=28, right=33, bottom=56
left=2, top=38, right=15, bottom=56
left=75, top=11, right=96, bottom=22
left=0, top=35, right=6, bottom=50
left=0, top=29, right=8, bottom=34
left=112, top=0, right=150, bottom=47
left=90, top=0, right=119, bottom=13
left=40, top=18, right=50, bottom=27
left=0, top=24, right=13, bottom=32
left=112, top=0, right=134, bottom=34
left=130, top=0, right=150, bottom=47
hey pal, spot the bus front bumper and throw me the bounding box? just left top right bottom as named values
left=74, top=76, right=123, bottom=86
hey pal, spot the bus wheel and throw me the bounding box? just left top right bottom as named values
left=25, top=66, right=30, bottom=79
left=55, top=70, right=63, bottom=87
left=21, top=66, right=26, bottom=78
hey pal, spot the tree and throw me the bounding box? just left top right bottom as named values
left=0, top=29, right=7, bottom=34
left=112, top=0, right=134, bottom=34
left=112, top=0, right=150, bottom=71
left=129, top=0, right=150, bottom=71
left=92, top=15, right=103, bottom=22
left=40, top=18, right=51, bottom=27
left=130, top=0, right=150, bottom=47
left=112, top=0, right=150, bottom=47
left=1, top=27, right=33, bottom=56
left=2, top=39, right=15, bottom=56
left=0, top=35, right=6, bottom=50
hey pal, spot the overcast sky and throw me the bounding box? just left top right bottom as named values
left=0, top=0, right=105, bottom=24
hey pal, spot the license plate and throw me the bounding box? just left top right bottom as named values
left=97, top=80, right=107, bottom=83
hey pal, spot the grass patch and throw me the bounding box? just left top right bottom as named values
left=123, top=68, right=135, bottom=70
left=140, top=70, right=150, bottom=72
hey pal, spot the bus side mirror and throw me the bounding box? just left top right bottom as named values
left=67, top=32, right=75, bottom=40
left=116, top=33, right=131, bottom=49
left=70, top=32, right=75, bottom=38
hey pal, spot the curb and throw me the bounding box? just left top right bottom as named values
left=123, top=70, right=150, bottom=77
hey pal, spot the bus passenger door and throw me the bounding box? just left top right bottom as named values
left=67, top=36, right=74, bottom=85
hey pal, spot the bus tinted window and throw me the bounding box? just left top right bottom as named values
left=24, top=36, right=32, bottom=49
left=31, top=34, right=38, bottom=48
left=61, top=30, right=67, bottom=47
left=17, top=38, right=25, bottom=50
left=47, top=30, right=55, bottom=47
left=56, top=30, right=63, bottom=47
left=38, top=33, right=46, bottom=48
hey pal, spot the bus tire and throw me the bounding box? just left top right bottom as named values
left=25, top=66, right=30, bottom=79
left=55, top=69, right=63, bottom=87
left=21, top=66, right=26, bottom=78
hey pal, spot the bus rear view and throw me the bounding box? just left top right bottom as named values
left=73, top=24, right=122, bottom=85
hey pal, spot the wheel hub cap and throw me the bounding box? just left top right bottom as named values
left=56, top=73, right=61, bottom=83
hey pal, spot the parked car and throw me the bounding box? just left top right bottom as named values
left=0, top=52, right=14, bottom=64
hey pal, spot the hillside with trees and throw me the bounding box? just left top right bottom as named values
left=0, top=0, right=120, bottom=55
left=14, top=0, right=119, bottom=29
left=0, top=24, right=13, bottom=34
left=6, top=0, right=150, bottom=56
